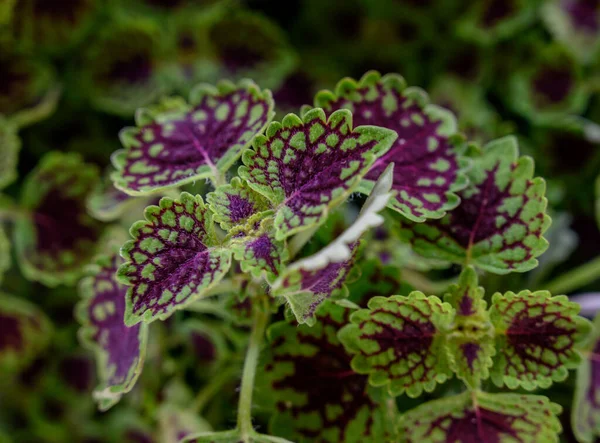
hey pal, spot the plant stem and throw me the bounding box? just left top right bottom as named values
left=237, top=297, right=270, bottom=442
left=544, top=255, right=600, bottom=295
left=193, top=365, right=238, bottom=413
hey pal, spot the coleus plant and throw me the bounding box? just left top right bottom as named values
left=3, top=68, right=591, bottom=442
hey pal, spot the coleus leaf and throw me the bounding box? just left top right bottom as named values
left=0, top=292, right=52, bottom=373
left=239, top=108, right=397, bottom=240
left=315, top=71, right=468, bottom=222
left=399, top=136, right=551, bottom=274
left=572, top=313, right=600, bottom=442
left=457, top=0, right=536, bottom=45
left=118, top=192, right=232, bottom=325
left=542, top=0, right=600, bottom=63
left=77, top=250, right=149, bottom=411
left=0, top=45, right=60, bottom=128
left=338, top=292, right=453, bottom=397
left=443, top=266, right=495, bottom=389
left=15, top=152, right=102, bottom=286
left=230, top=218, right=289, bottom=282
left=399, top=390, right=562, bottom=442
left=10, top=0, right=99, bottom=54
left=0, top=117, right=20, bottom=190
left=271, top=163, right=394, bottom=325
left=80, top=18, right=169, bottom=116
left=207, top=177, right=272, bottom=231
left=264, top=301, right=392, bottom=443
left=489, top=290, right=591, bottom=389
left=508, top=44, right=587, bottom=124
left=112, top=80, right=274, bottom=195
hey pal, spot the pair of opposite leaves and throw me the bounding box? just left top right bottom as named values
left=109, top=71, right=550, bottom=326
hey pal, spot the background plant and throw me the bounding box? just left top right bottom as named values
left=2, top=1, right=600, bottom=442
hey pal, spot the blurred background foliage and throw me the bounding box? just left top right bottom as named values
left=0, top=0, right=600, bottom=441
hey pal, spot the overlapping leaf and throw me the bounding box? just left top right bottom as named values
left=490, top=290, right=591, bottom=389
left=77, top=251, right=148, bottom=411
left=399, top=136, right=551, bottom=274
left=239, top=108, right=397, bottom=240
left=399, top=391, right=562, bottom=442
left=443, top=266, right=495, bottom=389
left=118, top=192, right=232, bottom=325
left=338, top=292, right=453, bottom=397
left=0, top=117, right=20, bottom=190
left=0, top=292, right=52, bottom=373
left=271, top=163, right=394, bottom=325
left=112, top=80, right=274, bottom=195
left=315, top=71, right=468, bottom=222
left=264, top=302, right=391, bottom=443
left=573, top=313, right=600, bottom=443
left=87, top=171, right=152, bottom=222
left=14, top=152, right=102, bottom=286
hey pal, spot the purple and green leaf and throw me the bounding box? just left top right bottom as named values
left=239, top=108, right=397, bottom=240
left=264, top=301, right=392, bottom=443
left=0, top=44, right=60, bottom=128
left=542, top=0, right=600, bottom=63
left=207, top=177, right=272, bottom=231
left=0, top=292, right=52, bottom=373
left=443, top=266, right=495, bottom=389
left=508, top=44, right=587, bottom=124
left=230, top=218, right=289, bottom=283
left=77, top=251, right=149, bottom=411
left=15, top=151, right=102, bottom=286
left=457, top=0, right=536, bottom=45
left=112, top=80, right=274, bottom=195
left=10, top=0, right=99, bottom=54
left=118, top=192, right=232, bottom=325
left=0, top=117, right=20, bottom=190
left=399, top=391, right=562, bottom=442
left=399, top=136, right=551, bottom=274
left=572, top=312, right=600, bottom=443
left=315, top=71, right=469, bottom=222
left=338, top=292, right=454, bottom=397
left=490, top=290, right=591, bottom=389
left=80, top=18, right=170, bottom=116
left=271, top=163, right=394, bottom=325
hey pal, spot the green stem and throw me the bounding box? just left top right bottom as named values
left=544, top=255, right=600, bottom=294
left=193, top=365, right=238, bottom=413
left=237, top=297, right=270, bottom=442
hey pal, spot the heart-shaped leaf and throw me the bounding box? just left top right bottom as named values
left=399, top=136, right=551, bottom=274
left=399, top=391, right=562, bottom=442
left=0, top=117, right=20, bottom=190
left=112, top=79, right=274, bottom=195
left=0, top=292, right=52, bottom=373
left=118, top=192, right=232, bottom=325
left=338, top=292, right=454, bottom=397
left=443, top=266, right=495, bottom=389
left=573, top=313, right=600, bottom=443
left=15, top=152, right=102, bottom=286
left=77, top=251, right=149, bottom=411
left=315, top=71, right=468, bottom=222
left=490, top=290, right=591, bottom=389
left=239, top=108, right=397, bottom=240
left=271, top=163, right=394, bottom=325
left=264, top=301, right=392, bottom=443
